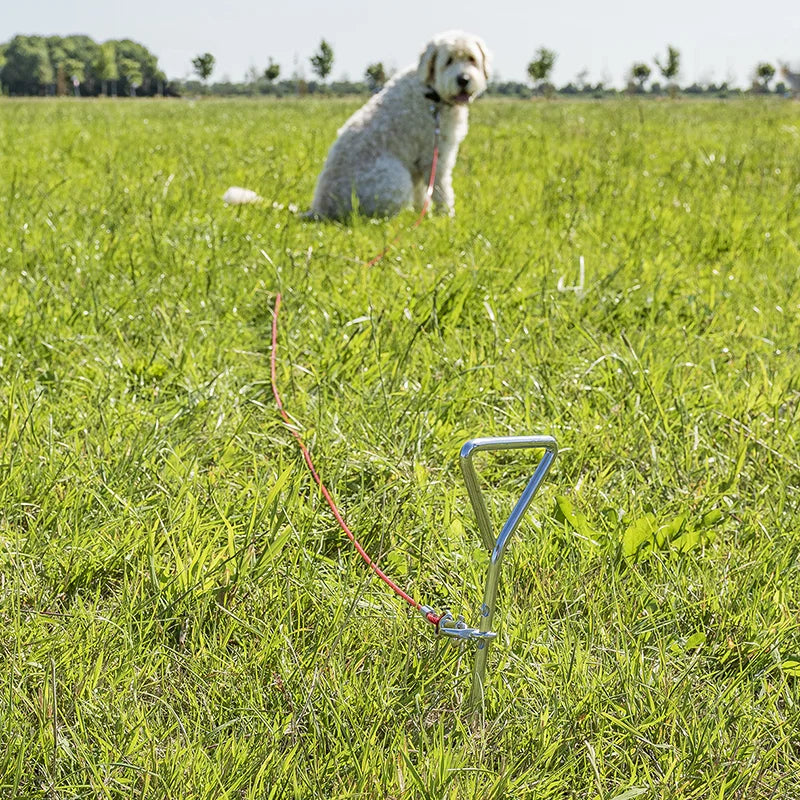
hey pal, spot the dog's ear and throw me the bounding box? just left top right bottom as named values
left=476, top=38, right=492, bottom=81
left=418, top=42, right=438, bottom=86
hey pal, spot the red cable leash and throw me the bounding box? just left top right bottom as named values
left=270, top=293, right=442, bottom=628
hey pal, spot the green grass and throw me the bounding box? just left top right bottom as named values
left=1, top=95, right=799, bottom=798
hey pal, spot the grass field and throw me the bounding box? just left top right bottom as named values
left=1, top=96, right=799, bottom=798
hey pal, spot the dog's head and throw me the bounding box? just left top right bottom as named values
left=417, top=31, right=491, bottom=105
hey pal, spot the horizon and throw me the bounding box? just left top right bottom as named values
left=2, top=0, right=799, bottom=90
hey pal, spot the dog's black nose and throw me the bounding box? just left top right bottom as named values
left=457, top=73, right=470, bottom=89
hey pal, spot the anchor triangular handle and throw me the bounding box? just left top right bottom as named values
left=459, top=436, right=558, bottom=555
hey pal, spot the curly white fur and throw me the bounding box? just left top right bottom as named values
left=307, top=31, right=491, bottom=219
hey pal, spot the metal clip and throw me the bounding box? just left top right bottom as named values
left=437, top=612, right=497, bottom=642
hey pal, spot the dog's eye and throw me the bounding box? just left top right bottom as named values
left=468, top=55, right=477, bottom=65
left=445, top=56, right=454, bottom=67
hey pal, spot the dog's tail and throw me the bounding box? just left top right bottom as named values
left=223, top=186, right=263, bottom=205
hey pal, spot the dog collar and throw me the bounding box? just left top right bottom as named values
left=424, top=87, right=443, bottom=103
left=425, top=87, right=449, bottom=129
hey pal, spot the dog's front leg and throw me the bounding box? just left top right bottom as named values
left=431, top=137, right=460, bottom=216
left=432, top=170, right=455, bottom=217
left=414, top=148, right=456, bottom=216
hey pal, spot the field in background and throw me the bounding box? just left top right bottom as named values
left=1, top=97, right=799, bottom=798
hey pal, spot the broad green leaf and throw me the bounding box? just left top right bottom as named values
left=780, top=659, right=800, bottom=677
left=701, top=509, right=724, bottom=528
left=555, top=495, right=598, bottom=539
left=685, top=631, right=706, bottom=650
left=610, top=789, right=648, bottom=800
left=655, top=514, right=687, bottom=546
left=622, top=514, right=656, bottom=558
left=672, top=528, right=715, bottom=553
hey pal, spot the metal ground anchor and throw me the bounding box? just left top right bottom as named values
left=459, top=435, right=558, bottom=709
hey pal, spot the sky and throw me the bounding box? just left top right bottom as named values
left=3, top=0, right=799, bottom=88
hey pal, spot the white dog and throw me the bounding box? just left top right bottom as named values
left=307, top=31, right=491, bottom=219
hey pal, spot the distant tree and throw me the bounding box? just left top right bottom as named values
left=754, top=62, right=775, bottom=93
left=95, top=42, right=118, bottom=96
left=114, top=39, right=163, bottom=95
left=38, top=53, right=55, bottom=93
left=630, top=62, right=651, bottom=92
left=527, top=47, right=556, bottom=95
left=1, top=35, right=53, bottom=94
left=655, top=45, right=680, bottom=96
left=119, top=57, right=142, bottom=96
left=365, top=61, right=387, bottom=91
left=63, top=57, right=84, bottom=96
left=192, top=52, right=215, bottom=85
left=46, top=38, right=67, bottom=94
left=310, top=39, right=334, bottom=82
left=57, top=35, right=99, bottom=94
left=0, top=34, right=163, bottom=96
left=264, top=58, right=280, bottom=83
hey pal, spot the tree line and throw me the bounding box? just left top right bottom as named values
left=179, top=40, right=387, bottom=97
left=0, top=35, right=172, bottom=96
left=182, top=40, right=794, bottom=99
left=526, top=44, right=790, bottom=97
left=1, top=35, right=794, bottom=98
